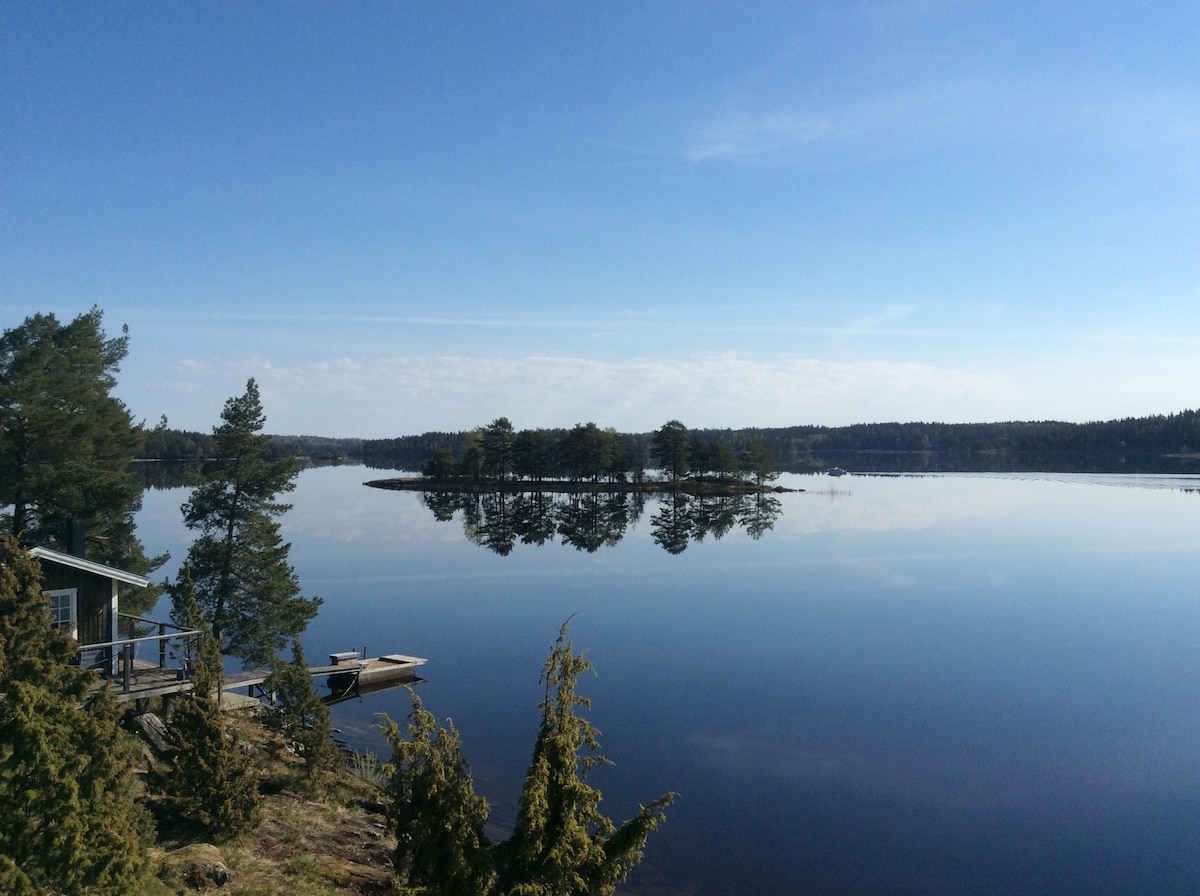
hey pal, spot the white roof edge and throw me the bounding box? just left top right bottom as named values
left=28, top=546, right=152, bottom=588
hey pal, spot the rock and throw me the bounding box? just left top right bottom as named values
left=160, top=843, right=229, bottom=889
left=130, top=711, right=170, bottom=755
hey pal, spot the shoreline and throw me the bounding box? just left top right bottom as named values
left=364, top=476, right=799, bottom=495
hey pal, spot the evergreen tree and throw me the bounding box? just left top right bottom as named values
left=0, top=308, right=159, bottom=578
left=181, top=378, right=320, bottom=667
left=379, top=621, right=674, bottom=896
left=651, top=420, right=689, bottom=482
left=513, top=428, right=554, bottom=482
left=739, top=439, right=780, bottom=487
left=496, top=622, right=674, bottom=895
left=161, top=587, right=261, bottom=843
left=263, top=639, right=339, bottom=778
left=0, top=536, right=150, bottom=895
left=483, top=417, right=517, bottom=481
left=0, top=856, right=37, bottom=896
left=381, top=695, right=495, bottom=896
left=169, top=563, right=223, bottom=686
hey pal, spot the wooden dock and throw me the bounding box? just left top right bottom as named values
left=325, top=654, right=428, bottom=704
left=91, top=652, right=427, bottom=708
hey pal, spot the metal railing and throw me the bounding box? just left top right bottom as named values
left=77, top=613, right=203, bottom=693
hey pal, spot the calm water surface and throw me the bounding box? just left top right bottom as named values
left=137, top=468, right=1200, bottom=896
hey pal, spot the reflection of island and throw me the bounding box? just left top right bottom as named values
left=415, top=488, right=783, bottom=555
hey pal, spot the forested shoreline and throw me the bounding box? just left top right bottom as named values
left=140, top=410, right=1200, bottom=475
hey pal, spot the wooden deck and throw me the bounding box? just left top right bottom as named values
left=90, top=657, right=426, bottom=706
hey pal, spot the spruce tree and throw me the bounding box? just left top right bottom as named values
left=0, top=536, right=150, bottom=895
left=181, top=378, right=320, bottom=667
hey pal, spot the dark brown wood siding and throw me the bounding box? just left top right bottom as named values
left=38, top=563, right=113, bottom=646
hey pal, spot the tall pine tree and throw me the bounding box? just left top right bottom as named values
left=180, top=378, right=320, bottom=667
left=0, top=536, right=150, bottom=895
left=0, top=308, right=152, bottom=572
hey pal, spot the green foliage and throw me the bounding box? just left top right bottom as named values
left=181, top=378, right=320, bottom=667
left=161, top=637, right=262, bottom=842
left=0, top=536, right=151, bottom=894
left=381, top=697, right=494, bottom=896
left=513, top=429, right=555, bottom=481
left=0, top=856, right=37, bottom=896
left=651, top=420, right=690, bottom=481
left=379, top=621, right=674, bottom=896
left=169, top=564, right=224, bottom=686
left=739, top=439, right=780, bottom=486
left=366, top=409, right=1200, bottom=478
left=483, top=417, right=517, bottom=480
left=264, top=639, right=339, bottom=777
left=0, top=307, right=160, bottom=583
left=423, top=448, right=460, bottom=479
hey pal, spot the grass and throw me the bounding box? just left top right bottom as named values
left=142, top=709, right=396, bottom=895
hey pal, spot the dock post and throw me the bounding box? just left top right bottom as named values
left=122, top=642, right=132, bottom=692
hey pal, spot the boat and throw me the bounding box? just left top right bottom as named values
left=325, top=652, right=427, bottom=702
left=827, top=467, right=848, bottom=477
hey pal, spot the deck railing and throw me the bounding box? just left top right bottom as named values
left=77, top=613, right=203, bottom=693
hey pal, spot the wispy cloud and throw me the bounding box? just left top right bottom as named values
left=150, top=352, right=1021, bottom=437
left=683, top=73, right=1200, bottom=168
left=683, top=83, right=971, bottom=165
left=686, top=111, right=841, bottom=163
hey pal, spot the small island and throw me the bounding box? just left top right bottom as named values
left=365, top=475, right=798, bottom=495
left=365, top=417, right=794, bottom=497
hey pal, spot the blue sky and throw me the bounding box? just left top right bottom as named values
left=3, top=2, right=1198, bottom=437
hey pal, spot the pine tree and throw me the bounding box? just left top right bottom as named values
left=379, top=620, right=674, bottom=896
left=181, top=378, right=321, bottom=667
left=264, top=639, right=339, bottom=779
left=0, top=308, right=153, bottom=573
left=0, top=535, right=150, bottom=894
left=651, top=420, right=690, bottom=482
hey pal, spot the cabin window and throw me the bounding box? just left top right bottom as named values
left=45, top=589, right=78, bottom=640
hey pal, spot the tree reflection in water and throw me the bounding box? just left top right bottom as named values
left=421, top=489, right=782, bottom=555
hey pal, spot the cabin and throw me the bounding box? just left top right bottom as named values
left=29, top=545, right=151, bottom=676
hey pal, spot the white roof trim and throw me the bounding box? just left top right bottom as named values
left=28, top=546, right=152, bottom=588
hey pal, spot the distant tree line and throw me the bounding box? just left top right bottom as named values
left=137, top=409, right=1200, bottom=474
left=139, top=426, right=363, bottom=465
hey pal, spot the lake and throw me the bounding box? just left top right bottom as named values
left=136, top=467, right=1200, bottom=896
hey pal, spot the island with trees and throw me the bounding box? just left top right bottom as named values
left=365, top=417, right=790, bottom=496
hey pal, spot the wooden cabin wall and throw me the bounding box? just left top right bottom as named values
left=37, top=564, right=113, bottom=646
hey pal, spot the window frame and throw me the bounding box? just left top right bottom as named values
left=44, top=588, right=79, bottom=640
